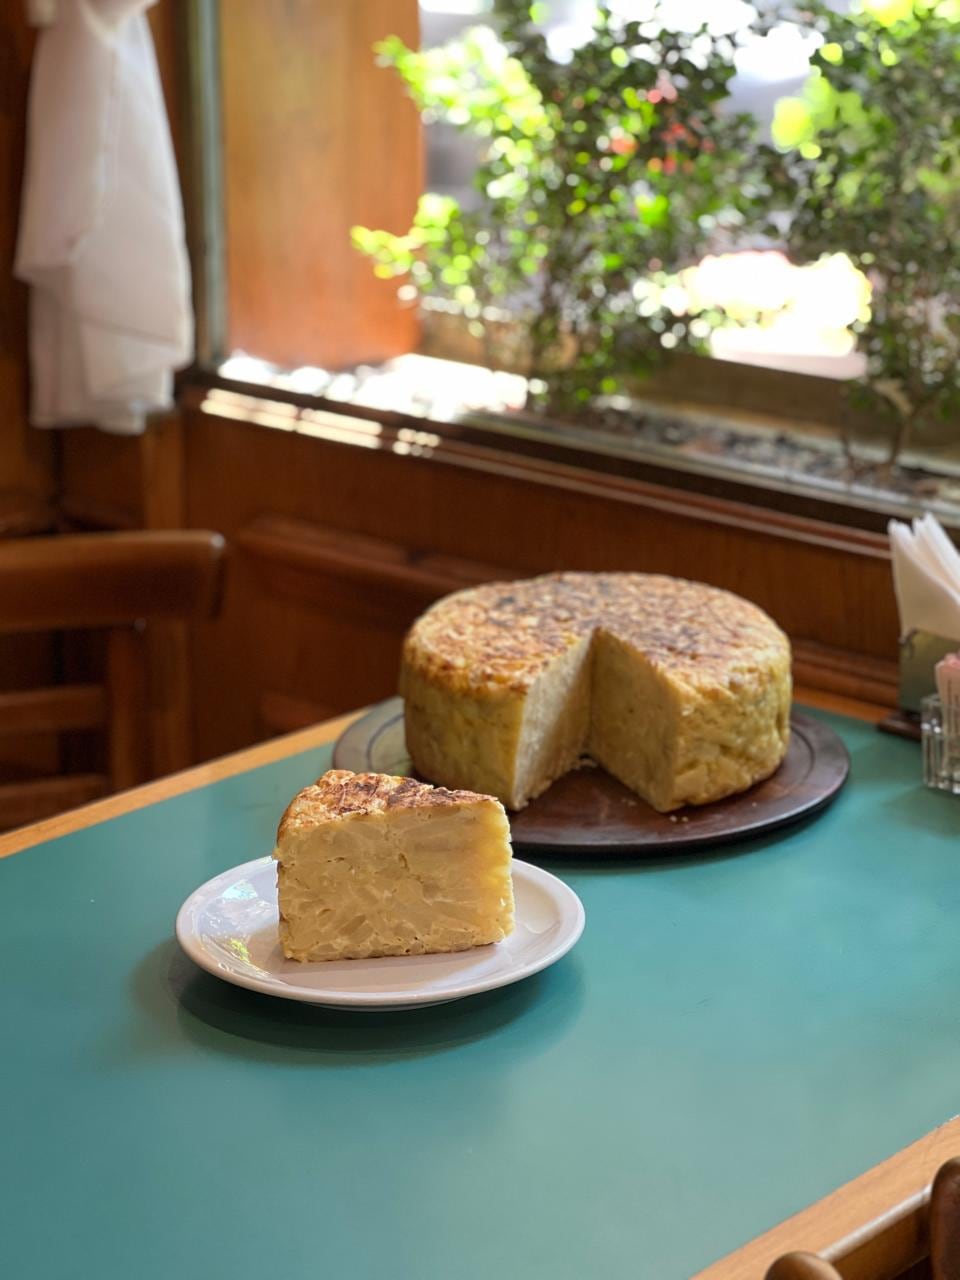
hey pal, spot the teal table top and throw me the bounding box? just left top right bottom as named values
left=2, top=710, right=959, bottom=1280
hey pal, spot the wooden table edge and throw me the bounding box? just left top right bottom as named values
left=0, top=709, right=365, bottom=860
left=693, top=1114, right=960, bottom=1279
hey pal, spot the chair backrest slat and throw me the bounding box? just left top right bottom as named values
left=0, top=531, right=225, bottom=633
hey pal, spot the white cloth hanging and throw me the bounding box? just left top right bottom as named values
left=15, top=0, right=193, bottom=435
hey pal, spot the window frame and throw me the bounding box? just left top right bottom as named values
left=174, top=1, right=957, bottom=538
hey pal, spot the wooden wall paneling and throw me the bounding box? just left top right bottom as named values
left=0, top=635, right=63, bottom=781
left=0, top=3, right=56, bottom=515
left=183, top=406, right=899, bottom=761
left=259, top=690, right=339, bottom=737
left=0, top=4, right=60, bottom=783
left=190, top=545, right=408, bottom=756
left=58, top=402, right=187, bottom=535
left=105, top=626, right=149, bottom=791
left=140, top=411, right=194, bottom=776
left=59, top=428, right=144, bottom=530
left=186, top=409, right=898, bottom=659
left=218, top=0, right=422, bottom=369
left=146, top=0, right=182, bottom=176
left=231, top=515, right=509, bottom=747
left=236, top=515, right=505, bottom=605
left=141, top=410, right=186, bottom=529
left=0, top=774, right=107, bottom=829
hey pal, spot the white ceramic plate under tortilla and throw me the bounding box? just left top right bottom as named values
left=175, top=855, right=585, bottom=1010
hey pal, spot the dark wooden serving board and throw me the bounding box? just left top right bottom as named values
left=333, top=697, right=850, bottom=855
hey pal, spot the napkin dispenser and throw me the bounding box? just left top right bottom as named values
left=887, top=514, right=960, bottom=736
left=899, top=630, right=960, bottom=714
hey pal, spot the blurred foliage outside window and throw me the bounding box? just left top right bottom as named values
left=352, top=0, right=960, bottom=469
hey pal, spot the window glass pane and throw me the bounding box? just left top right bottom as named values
left=209, top=0, right=960, bottom=521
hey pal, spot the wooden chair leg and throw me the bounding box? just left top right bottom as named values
left=147, top=619, right=193, bottom=776
left=106, top=625, right=148, bottom=792
left=930, top=1157, right=960, bottom=1280
left=766, top=1253, right=844, bottom=1280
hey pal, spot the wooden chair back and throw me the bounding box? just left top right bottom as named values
left=764, top=1157, right=960, bottom=1280
left=0, top=530, right=224, bottom=829
left=766, top=1254, right=843, bottom=1279
left=931, top=1160, right=960, bottom=1280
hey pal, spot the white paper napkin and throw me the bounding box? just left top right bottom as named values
left=888, top=514, right=960, bottom=640
left=15, top=0, right=193, bottom=435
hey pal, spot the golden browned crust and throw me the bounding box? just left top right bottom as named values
left=402, top=572, right=789, bottom=695
left=276, top=769, right=494, bottom=843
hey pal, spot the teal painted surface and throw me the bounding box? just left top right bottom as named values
left=2, top=713, right=959, bottom=1280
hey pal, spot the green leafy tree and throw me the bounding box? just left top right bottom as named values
left=773, top=0, right=960, bottom=466
left=353, top=3, right=778, bottom=416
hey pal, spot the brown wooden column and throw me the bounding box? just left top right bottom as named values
left=219, top=0, right=422, bottom=369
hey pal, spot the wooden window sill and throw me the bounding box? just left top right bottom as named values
left=180, top=370, right=937, bottom=539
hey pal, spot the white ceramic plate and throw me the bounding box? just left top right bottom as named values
left=175, top=856, right=585, bottom=1010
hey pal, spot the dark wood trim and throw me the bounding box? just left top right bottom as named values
left=106, top=627, right=148, bottom=792
left=237, top=515, right=506, bottom=598
left=181, top=374, right=935, bottom=539
left=235, top=513, right=898, bottom=712
left=792, top=641, right=898, bottom=710
left=141, top=412, right=187, bottom=529
left=139, top=412, right=194, bottom=777
left=185, top=381, right=891, bottom=565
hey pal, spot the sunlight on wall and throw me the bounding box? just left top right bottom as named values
left=201, top=388, right=384, bottom=448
